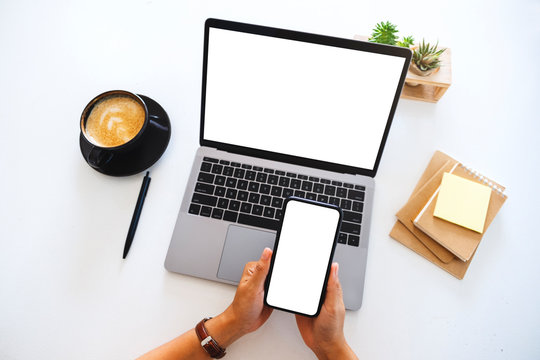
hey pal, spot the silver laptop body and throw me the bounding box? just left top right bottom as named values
left=165, top=19, right=411, bottom=310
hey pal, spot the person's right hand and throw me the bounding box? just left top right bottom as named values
left=295, top=263, right=358, bottom=360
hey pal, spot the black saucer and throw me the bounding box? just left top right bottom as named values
left=80, top=94, right=171, bottom=176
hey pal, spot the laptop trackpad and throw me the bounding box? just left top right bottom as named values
left=217, top=225, right=276, bottom=283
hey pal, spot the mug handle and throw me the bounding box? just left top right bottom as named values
left=87, top=146, right=114, bottom=169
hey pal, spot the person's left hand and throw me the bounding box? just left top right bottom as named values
left=205, top=247, right=274, bottom=346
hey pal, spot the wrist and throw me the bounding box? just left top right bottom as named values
left=313, top=339, right=356, bottom=360
left=204, top=309, right=245, bottom=348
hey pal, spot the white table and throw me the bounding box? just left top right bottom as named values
left=1, top=1, right=539, bottom=359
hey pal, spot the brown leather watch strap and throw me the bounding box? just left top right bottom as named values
left=195, top=318, right=226, bottom=359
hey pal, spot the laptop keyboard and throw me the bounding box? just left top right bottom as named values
left=188, top=157, right=365, bottom=247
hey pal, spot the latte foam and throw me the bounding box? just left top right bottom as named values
left=85, top=95, right=145, bottom=148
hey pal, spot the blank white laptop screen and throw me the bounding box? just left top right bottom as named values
left=203, top=27, right=406, bottom=171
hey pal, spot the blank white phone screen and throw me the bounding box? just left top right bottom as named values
left=266, top=200, right=340, bottom=316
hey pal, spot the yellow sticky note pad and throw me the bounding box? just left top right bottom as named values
left=434, top=172, right=492, bottom=233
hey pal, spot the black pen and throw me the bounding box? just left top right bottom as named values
left=123, top=171, right=151, bottom=259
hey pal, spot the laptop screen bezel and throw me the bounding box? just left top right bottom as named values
left=199, top=18, right=411, bottom=178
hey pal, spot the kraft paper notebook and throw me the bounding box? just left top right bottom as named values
left=390, top=151, right=507, bottom=279
left=413, top=163, right=507, bottom=262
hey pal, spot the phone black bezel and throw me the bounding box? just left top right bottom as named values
left=200, top=18, right=412, bottom=177
left=264, top=196, right=343, bottom=317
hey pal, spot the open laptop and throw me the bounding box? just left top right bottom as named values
left=165, top=18, right=411, bottom=310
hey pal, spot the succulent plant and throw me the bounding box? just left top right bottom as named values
left=397, top=35, right=415, bottom=48
left=412, top=40, right=446, bottom=71
left=369, top=21, right=415, bottom=48
left=369, top=21, right=399, bottom=45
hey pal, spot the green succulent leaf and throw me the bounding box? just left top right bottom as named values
left=412, top=39, right=446, bottom=71
left=369, top=21, right=399, bottom=45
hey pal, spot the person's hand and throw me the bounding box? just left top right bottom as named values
left=205, top=247, right=273, bottom=347
left=295, top=263, right=357, bottom=360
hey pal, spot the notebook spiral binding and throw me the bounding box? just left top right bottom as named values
left=459, top=163, right=507, bottom=198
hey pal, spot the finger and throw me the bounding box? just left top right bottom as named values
left=240, top=248, right=272, bottom=283
left=324, top=263, right=344, bottom=307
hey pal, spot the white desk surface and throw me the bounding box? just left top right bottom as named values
left=1, top=1, right=539, bottom=359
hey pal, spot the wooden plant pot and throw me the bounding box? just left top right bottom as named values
left=353, top=35, right=452, bottom=103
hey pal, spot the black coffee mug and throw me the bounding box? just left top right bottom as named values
left=79, top=90, right=171, bottom=176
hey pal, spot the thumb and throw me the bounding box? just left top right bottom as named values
left=324, top=262, right=343, bottom=306
left=247, top=247, right=272, bottom=285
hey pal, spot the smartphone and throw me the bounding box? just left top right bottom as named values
left=264, top=197, right=342, bottom=317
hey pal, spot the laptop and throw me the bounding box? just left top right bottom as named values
left=165, top=18, right=411, bottom=310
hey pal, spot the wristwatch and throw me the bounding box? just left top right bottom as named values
left=195, top=318, right=226, bottom=359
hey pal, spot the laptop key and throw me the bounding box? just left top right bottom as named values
left=341, top=221, right=361, bottom=235
left=348, top=189, right=365, bottom=201
left=200, top=206, right=212, bottom=217
left=223, top=210, right=238, bottom=223
left=200, top=162, right=212, bottom=172
left=271, top=197, right=283, bottom=208
left=275, top=209, right=283, bottom=220
left=306, top=193, right=317, bottom=201
left=286, top=172, right=296, bottom=178
left=241, top=164, right=252, bottom=169
left=313, top=183, right=324, bottom=194
left=348, top=235, right=360, bottom=247
left=282, top=188, right=294, bottom=198
left=237, top=180, right=248, bottom=190
left=336, top=187, right=347, bottom=198
left=297, top=174, right=308, bottom=180
left=291, top=179, right=301, bottom=189
left=231, top=162, right=241, bottom=167
left=275, top=170, right=285, bottom=176
left=226, top=188, right=237, bottom=199
left=226, top=177, right=237, bottom=188
left=263, top=168, right=275, bottom=174
left=203, top=157, right=219, bottom=163
left=267, top=175, right=278, bottom=185
left=324, top=185, right=336, bottom=196
left=212, top=208, right=224, bottom=220
left=279, top=177, right=290, bottom=187
left=271, top=186, right=282, bottom=197
left=248, top=182, right=260, bottom=192
left=252, top=205, right=264, bottom=216
left=260, top=195, right=271, bottom=206
left=211, top=164, right=223, bottom=174
left=240, top=202, right=252, bottom=213
left=195, top=182, right=214, bottom=195
left=237, top=191, right=249, bottom=202
left=340, top=199, right=352, bottom=210
left=245, top=170, right=256, bottom=181
left=343, top=211, right=362, bottom=224
left=294, top=190, right=306, bottom=198
left=355, top=185, right=366, bottom=191
left=301, top=181, right=313, bottom=192
left=214, top=175, right=226, bottom=186
left=238, top=213, right=279, bottom=231
left=198, top=172, right=214, bottom=184
left=317, top=194, right=329, bottom=203
left=338, top=232, right=347, bottom=244
left=260, top=184, right=271, bottom=194
left=353, top=201, right=364, bottom=213
left=332, top=180, right=343, bottom=186
left=192, top=193, right=218, bottom=207
left=214, top=186, right=226, bottom=197
left=219, top=160, right=230, bottom=165
left=343, top=183, right=354, bottom=189
left=217, top=198, right=229, bottom=209
left=234, top=168, right=245, bottom=179
left=264, top=207, right=275, bottom=218
left=248, top=193, right=260, bottom=204
left=223, top=166, right=234, bottom=176
left=329, top=197, right=340, bottom=206
left=253, top=166, right=263, bottom=171
left=256, top=172, right=268, bottom=183
left=188, top=203, right=201, bottom=215
left=228, top=200, right=240, bottom=211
